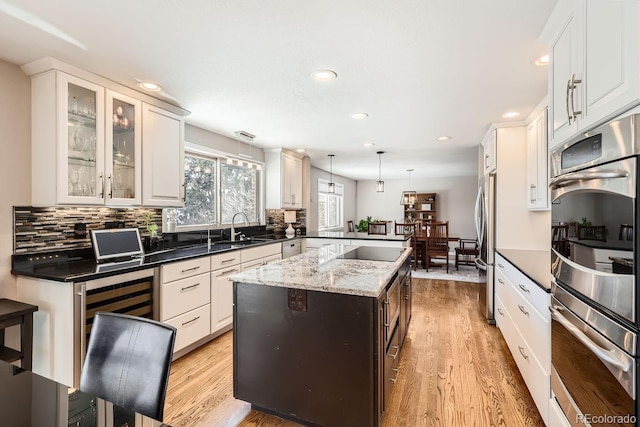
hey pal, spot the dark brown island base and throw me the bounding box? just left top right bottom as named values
left=230, top=245, right=412, bottom=427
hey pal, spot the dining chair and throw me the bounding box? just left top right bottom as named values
left=454, top=238, right=479, bottom=270
left=394, top=221, right=414, bottom=236
left=425, top=221, right=450, bottom=273
left=619, top=223, right=633, bottom=241
left=412, top=220, right=427, bottom=270
left=368, top=221, right=387, bottom=235
left=79, top=312, right=177, bottom=421
left=551, top=224, right=569, bottom=256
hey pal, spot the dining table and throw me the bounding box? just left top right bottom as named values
left=0, top=358, right=170, bottom=427
left=409, top=224, right=459, bottom=269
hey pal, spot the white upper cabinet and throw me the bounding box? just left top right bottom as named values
left=526, top=108, right=549, bottom=211
left=543, top=0, right=640, bottom=149
left=25, top=59, right=187, bottom=207
left=265, top=149, right=303, bottom=209
left=481, top=126, right=497, bottom=175
left=142, top=104, right=185, bottom=207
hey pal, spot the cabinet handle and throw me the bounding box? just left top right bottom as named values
left=497, top=278, right=504, bottom=285
left=485, top=154, right=489, bottom=167
left=518, top=346, right=529, bottom=361
left=181, top=283, right=200, bottom=291
left=404, top=294, right=410, bottom=300
left=389, top=368, right=400, bottom=383
left=181, top=316, right=200, bottom=327
left=216, top=268, right=239, bottom=277
left=221, top=258, right=237, bottom=264
left=497, top=263, right=504, bottom=269
left=518, top=304, right=529, bottom=316
left=181, top=266, right=201, bottom=273
left=182, top=183, right=186, bottom=202
left=518, top=284, right=530, bottom=294
left=99, top=173, right=104, bottom=198
left=497, top=308, right=504, bottom=317
left=107, top=174, right=113, bottom=198
left=565, top=78, right=572, bottom=124
left=569, top=73, right=582, bottom=119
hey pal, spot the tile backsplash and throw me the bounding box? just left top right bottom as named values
left=14, top=206, right=162, bottom=254
left=265, top=209, right=306, bottom=233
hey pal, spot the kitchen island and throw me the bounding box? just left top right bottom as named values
left=228, top=245, right=412, bottom=427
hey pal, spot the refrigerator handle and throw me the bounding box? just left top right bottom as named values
left=474, top=186, right=484, bottom=244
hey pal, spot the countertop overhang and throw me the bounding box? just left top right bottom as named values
left=228, top=244, right=412, bottom=298
left=305, top=231, right=410, bottom=241
left=496, top=248, right=552, bottom=291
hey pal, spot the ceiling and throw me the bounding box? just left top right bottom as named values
left=0, top=0, right=557, bottom=180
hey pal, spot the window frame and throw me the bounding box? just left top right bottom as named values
left=164, top=143, right=264, bottom=232
left=318, top=179, right=344, bottom=232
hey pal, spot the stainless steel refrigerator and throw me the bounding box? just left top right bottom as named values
left=475, top=173, right=496, bottom=324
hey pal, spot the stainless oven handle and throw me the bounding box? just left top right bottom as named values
left=549, top=170, right=629, bottom=190
left=550, top=305, right=632, bottom=372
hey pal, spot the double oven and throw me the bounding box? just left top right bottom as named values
left=550, top=113, right=640, bottom=426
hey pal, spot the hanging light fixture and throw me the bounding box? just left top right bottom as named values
left=376, top=151, right=385, bottom=192
left=328, top=154, right=335, bottom=193
left=400, top=168, right=418, bottom=205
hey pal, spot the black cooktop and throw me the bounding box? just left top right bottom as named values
left=340, top=246, right=404, bottom=262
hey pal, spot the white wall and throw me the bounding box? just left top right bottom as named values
left=495, top=126, right=550, bottom=250
left=0, top=60, right=31, bottom=298
left=356, top=176, right=478, bottom=240
left=309, top=166, right=357, bottom=232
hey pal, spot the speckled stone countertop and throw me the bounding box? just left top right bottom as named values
left=228, top=244, right=412, bottom=298
left=305, top=231, right=410, bottom=241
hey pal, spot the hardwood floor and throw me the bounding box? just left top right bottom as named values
left=164, top=278, right=543, bottom=426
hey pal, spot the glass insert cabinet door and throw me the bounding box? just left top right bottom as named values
left=105, top=90, right=142, bottom=205
left=60, top=75, right=105, bottom=204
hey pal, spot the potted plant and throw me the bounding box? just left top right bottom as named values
left=143, top=212, right=159, bottom=251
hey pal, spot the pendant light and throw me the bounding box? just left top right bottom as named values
left=376, top=151, right=385, bottom=192
left=328, top=154, right=335, bottom=193
left=400, top=169, right=417, bottom=205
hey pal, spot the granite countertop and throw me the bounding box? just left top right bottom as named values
left=496, top=248, right=552, bottom=291
left=228, top=244, right=412, bottom=298
left=305, top=231, right=410, bottom=241
left=11, top=237, right=299, bottom=283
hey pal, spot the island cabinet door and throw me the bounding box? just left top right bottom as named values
left=233, top=282, right=380, bottom=427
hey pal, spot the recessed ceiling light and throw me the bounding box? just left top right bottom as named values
left=436, top=136, right=451, bottom=141
left=535, top=55, right=550, bottom=66
left=363, top=142, right=375, bottom=147
left=502, top=111, right=520, bottom=119
left=295, top=148, right=307, bottom=153
left=311, top=70, right=337, bottom=81
left=351, top=112, right=368, bottom=120
left=138, top=81, right=162, bottom=92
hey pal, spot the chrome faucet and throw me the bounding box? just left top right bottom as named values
left=231, top=212, right=249, bottom=241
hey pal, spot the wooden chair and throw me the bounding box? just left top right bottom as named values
left=368, top=221, right=387, bottom=235
left=412, top=220, right=427, bottom=270
left=454, top=239, right=479, bottom=270
left=394, top=221, right=414, bottom=236
left=577, top=225, right=606, bottom=242
left=425, top=221, right=450, bottom=273
left=551, top=225, right=569, bottom=256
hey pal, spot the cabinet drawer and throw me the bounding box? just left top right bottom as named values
left=162, top=257, right=210, bottom=283
left=241, top=259, right=263, bottom=271
left=264, top=254, right=282, bottom=264
left=210, top=251, right=241, bottom=270
left=241, top=243, right=281, bottom=263
left=160, top=272, right=210, bottom=321
left=495, top=254, right=549, bottom=316
left=497, top=301, right=549, bottom=424
left=501, top=271, right=550, bottom=371
left=165, top=304, right=210, bottom=352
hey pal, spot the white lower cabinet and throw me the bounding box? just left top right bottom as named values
left=210, top=252, right=241, bottom=333
left=160, top=259, right=212, bottom=353
left=549, top=396, right=571, bottom=427
left=495, top=253, right=551, bottom=425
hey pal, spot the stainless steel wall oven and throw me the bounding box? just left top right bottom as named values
left=550, top=113, right=640, bottom=426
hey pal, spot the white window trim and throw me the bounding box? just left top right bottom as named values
left=318, top=178, right=344, bottom=232
left=163, top=142, right=265, bottom=231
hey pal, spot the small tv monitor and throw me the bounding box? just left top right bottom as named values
left=90, top=228, right=144, bottom=261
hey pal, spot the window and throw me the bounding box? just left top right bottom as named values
left=167, top=151, right=261, bottom=230
left=318, top=179, right=343, bottom=231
